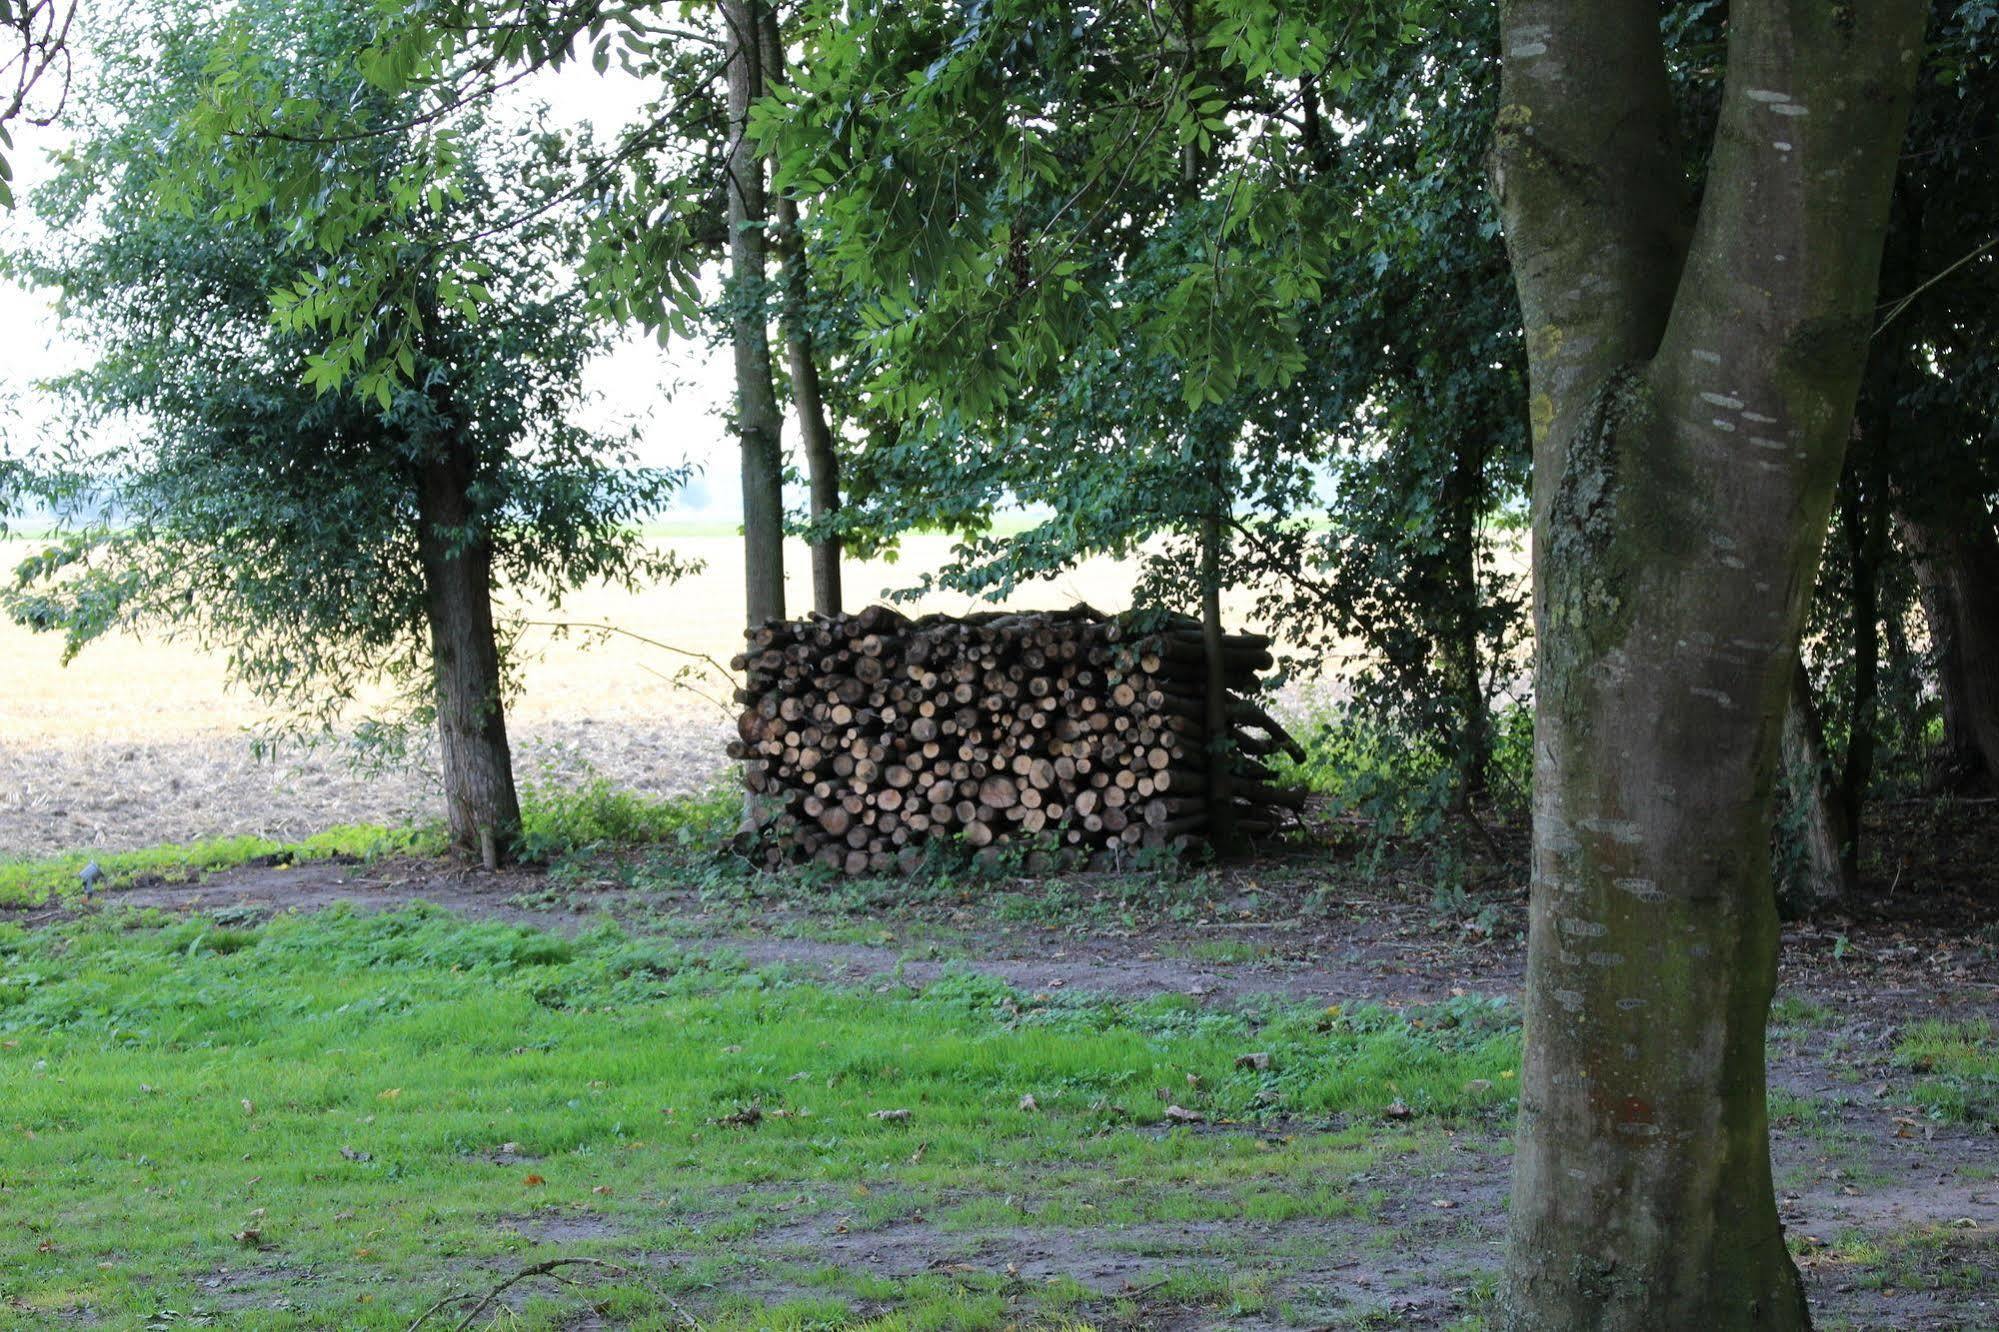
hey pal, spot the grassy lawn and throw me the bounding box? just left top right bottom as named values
left=0, top=905, right=1519, bottom=1330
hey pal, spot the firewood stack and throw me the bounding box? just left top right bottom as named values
left=728, top=603, right=1307, bottom=874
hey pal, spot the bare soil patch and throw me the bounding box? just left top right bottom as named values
left=0, top=719, right=736, bottom=856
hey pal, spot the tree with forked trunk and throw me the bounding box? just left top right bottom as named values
left=1491, top=2, right=1927, bottom=1325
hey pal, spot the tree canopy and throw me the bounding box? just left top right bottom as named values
left=4, top=0, right=686, bottom=754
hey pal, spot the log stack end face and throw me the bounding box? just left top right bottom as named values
left=728, top=604, right=1301, bottom=874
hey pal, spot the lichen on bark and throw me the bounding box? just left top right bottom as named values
left=1542, top=364, right=1653, bottom=679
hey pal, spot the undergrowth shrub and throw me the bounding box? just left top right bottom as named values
left=1271, top=699, right=1530, bottom=832
left=517, top=773, right=738, bottom=861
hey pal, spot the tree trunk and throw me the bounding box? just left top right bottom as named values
left=1900, top=501, right=1999, bottom=789
left=1200, top=448, right=1235, bottom=853
left=1491, top=2, right=1925, bottom=1326
left=723, top=0, right=785, bottom=627
left=1441, top=433, right=1490, bottom=805
left=759, top=7, right=842, bottom=617
left=1836, top=465, right=1887, bottom=881
left=417, top=439, right=521, bottom=866
left=1780, top=660, right=1855, bottom=914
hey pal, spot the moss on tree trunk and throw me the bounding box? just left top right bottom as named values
left=1491, top=1, right=1927, bottom=1324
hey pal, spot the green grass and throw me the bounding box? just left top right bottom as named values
left=1795, top=1223, right=1999, bottom=1311
left=1894, top=1020, right=1999, bottom=1125
left=1769, top=995, right=1834, bottom=1030
left=0, top=823, right=447, bottom=908
left=0, top=905, right=1519, bottom=1329
left=0, top=781, right=742, bottom=909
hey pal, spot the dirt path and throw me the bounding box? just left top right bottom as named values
left=25, top=854, right=1526, bottom=1007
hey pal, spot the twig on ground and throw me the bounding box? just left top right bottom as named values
left=405, top=1256, right=693, bottom=1331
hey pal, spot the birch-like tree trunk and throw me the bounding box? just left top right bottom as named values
left=723, top=0, right=785, bottom=627
left=759, top=5, right=842, bottom=617
left=1491, top=2, right=1927, bottom=1324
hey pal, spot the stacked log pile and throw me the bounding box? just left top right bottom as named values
left=729, top=604, right=1306, bottom=874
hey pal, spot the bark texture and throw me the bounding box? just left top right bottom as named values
left=1779, top=661, right=1854, bottom=913
left=1492, top=2, right=1926, bottom=1326
left=417, top=440, right=521, bottom=864
left=1441, top=433, right=1490, bottom=804
left=1200, top=474, right=1235, bottom=852
left=723, top=0, right=786, bottom=627
left=1901, top=501, right=1999, bottom=788
left=1836, top=463, right=1887, bottom=880
left=759, top=6, right=843, bottom=618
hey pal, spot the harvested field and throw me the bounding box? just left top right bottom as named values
left=0, top=532, right=1267, bottom=855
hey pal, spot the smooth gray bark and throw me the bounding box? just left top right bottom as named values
left=723, top=0, right=785, bottom=627
left=759, top=6, right=842, bottom=617
left=1492, top=2, right=1927, bottom=1325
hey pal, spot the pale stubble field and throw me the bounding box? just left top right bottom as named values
left=0, top=533, right=1202, bottom=855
